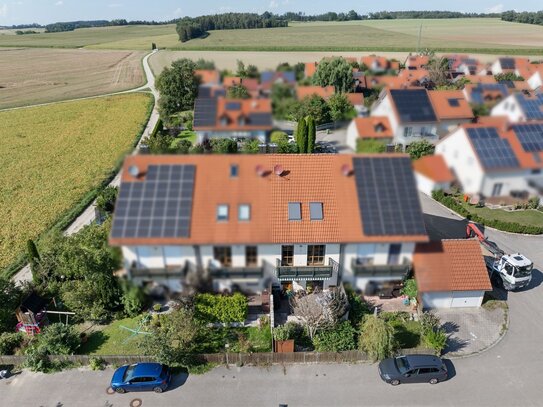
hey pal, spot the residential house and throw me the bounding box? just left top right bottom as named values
left=428, top=90, right=474, bottom=136
left=371, top=88, right=439, bottom=149
left=491, top=57, right=531, bottom=75
left=260, top=71, right=296, bottom=95
left=463, top=83, right=509, bottom=106
left=296, top=85, right=335, bottom=101
left=413, top=155, right=455, bottom=195
left=304, top=62, right=318, bottom=78
left=195, top=69, right=221, bottom=85
left=405, top=55, right=429, bottom=70
left=360, top=55, right=399, bottom=73
left=462, top=75, right=497, bottom=85
left=435, top=122, right=543, bottom=199
left=109, top=154, right=429, bottom=293
left=193, top=97, right=272, bottom=143
left=527, top=66, right=543, bottom=91
left=491, top=93, right=543, bottom=123
left=223, top=77, right=261, bottom=98
left=414, top=240, right=492, bottom=309
left=346, top=117, right=393, bottom=151
left=346, top=93, right=366, bottom=116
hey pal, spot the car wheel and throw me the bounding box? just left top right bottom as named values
left=115, top=387, right=126, bottom=394
left=390, top=379, right=400, bottom=386
left=153, top=387, right=163, bottom=393
left=429, top=378, right=438, bottom=385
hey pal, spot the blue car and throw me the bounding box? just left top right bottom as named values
left=111, top=363, right=171, bottom=394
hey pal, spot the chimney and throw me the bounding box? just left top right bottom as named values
left=341, top=164, right=353, bottom=177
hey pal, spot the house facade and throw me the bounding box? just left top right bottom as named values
left=109, top=155, right=429, bottom=294
left=491, top=93, right=543, bottom=123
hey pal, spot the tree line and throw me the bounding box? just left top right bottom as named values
left=501, top=10, right=543, bottom=26
left=176, top=12, right=288, bottom=42
left=366, top=11, right=500, bottom=19
left=43, top=18, right=176, bottom=33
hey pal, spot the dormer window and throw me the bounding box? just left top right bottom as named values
left=217, top=204, right=229, bottom=221
left=374, top=123, right=385, bottom=133
left=288, top=202, right=301, bottom=221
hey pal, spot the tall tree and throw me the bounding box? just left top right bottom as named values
left=427, top=56, right=450, bottom=87
left=306, top=116, right=316, bottom=153
left=226, top=85, right=250, bottom=99
left=328, top=93, right=354, bottom=122
left=312, top=57, right=353, bottom=93
left=156, top=58, right=200, bottom=117
left=296, top=118, right=308, bottom=154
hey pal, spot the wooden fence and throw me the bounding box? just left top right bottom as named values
left=0, top=348, right=434, bottom=367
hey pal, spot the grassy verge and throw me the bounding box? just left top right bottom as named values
left=78, top=317, right=146, bottom=355
left=1, top=93, right=154, bottom=278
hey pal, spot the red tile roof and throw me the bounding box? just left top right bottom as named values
left=346, top=93, right=364, bottom=106
left=110, top=155, right=429, bottom=247
left=414, top=240, right=492, bottom=292
left=195, top=69, right=220, bottom=85
left=413, top=155, right=455, bottom=183
left=406, top=55, right=429, bottom=69
left=428, top=90, right=474, bottom=121
left=194, top=97, right=272, bottom=131
left=352, top=117, right=393, bottom=139
left=305, top=62, right=318, bottom=78
left=464, top=75, right=497, bottom=85
left=296, top=86, right=335, bottom=100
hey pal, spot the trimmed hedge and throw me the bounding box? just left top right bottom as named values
left=432, top=190, right=543, bottom=235
left=195, top=293, right=248, bottom=324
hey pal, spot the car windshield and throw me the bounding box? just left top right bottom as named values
left=123, top=365, right=137, bottom=382
left=395, top=357, right=410, bottom=374
left=514, top=264, right=532, bottom=277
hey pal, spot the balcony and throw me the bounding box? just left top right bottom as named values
left=275, top=258, right=337, bottom=281
left=130, top=264, right=185, bottom=279
left=209, top=266, right=264, bottom=280
left=351, top=259, right=411, bottom=278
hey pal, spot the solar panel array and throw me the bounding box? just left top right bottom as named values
left=352, top=157, right=426, bottom=236
left=470, top=84, right=508, bottom=105
left=516, top=94, right=543, bottom=120
left=466, top=128, right=520, bottom=170
left=249, top=112, right=272, bottom=126
left=512, top=123, right=543, bottom=152
left=389, top=89, right=437, bottom=123
left=500, top=58, right=515, bottom=70
left=111, top=165, right=196, bottom=239
left=225, top=101, right=241, bottom=111
left=193, top=98, right=217, bottom=128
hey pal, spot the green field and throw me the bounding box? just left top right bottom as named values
left=0, top=19, right=542, bottom=54
left=0, top=93, right=152, bottom=271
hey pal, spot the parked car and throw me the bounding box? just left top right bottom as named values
left=378, top=355, right=448, bottom=385
left=111, top=363, right=171, bottom=393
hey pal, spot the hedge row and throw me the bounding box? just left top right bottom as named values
left=195, top=293, right=248, bottom=324
left=432, top=190, right=543, bottom=235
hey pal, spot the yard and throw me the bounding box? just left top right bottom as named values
left=459, top=202, right=543, bottom=228
left=0, top=93, right=153, bottom=272
left=0, top=48, right=145, bottom=109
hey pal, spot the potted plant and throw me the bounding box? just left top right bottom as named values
left=273, top=322, right=296, bottom=353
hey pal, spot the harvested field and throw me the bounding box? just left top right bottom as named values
left=0, top=48, right=145, bottom=109
left=0, top=93, right=152, bottom=271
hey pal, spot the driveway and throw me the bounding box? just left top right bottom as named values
left=316, top=128, right=353, bottom=154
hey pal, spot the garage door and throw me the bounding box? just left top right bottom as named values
left=422, top=292, right=452, bottom=309
left=450, top=291, right=483, bottom=308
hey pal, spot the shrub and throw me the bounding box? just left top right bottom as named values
left=359, top=315, right=398, bottom=362
left=419, top=311, right=441, bottom=334
left=0, top=332, right=24, bottom=355
left=527, top=196, right=540, bottom=210
left=89, top=356, right=106, bottom=371
left=313, top=321, right=356, bottom=352
left=380, top=311, right=411, bottom=324
left=153, top=303, right=162, bottom=312
left=407, top=140, right=435, bottom=160
left=95, top=186, right=118, bottom=214
left=195, top=293, right=248, bottom=323
left=344, top=284, right=372, bottom=328
left=273, top=322, right=298, bottom=341
left=422, top=328, right=448, bottom=355
left=119, top=279, right=147, bottom=317
left=401, top=279, right=418, bottom=300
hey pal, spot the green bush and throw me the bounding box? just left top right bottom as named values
left=344, top=284, right=371, bottom=328
left=195, top=293, right=248, bottom=324
left=401, top=279, right=418, bottom=300
left=359, top=315, right=398, bottom=362
left=422, top=328, right=448, bottom=355
left=380, top=311, right=411, bottom=324
left=273, top=322, right=298, bottom=341
left=89, top=356, right=106, bottom=371
left=95, top=186, right=118, bottom=214
left=0, top=332, right=24, bottom=355
left=419, top=311, right=441, bottom=334
left=119, top=279, right=147, bottom=317
left=313, top=321, right=356, bottom=352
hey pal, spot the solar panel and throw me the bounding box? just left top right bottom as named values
left=516, top=94, right=543, bottom=120
left=249, top=112, right=272, bottom=126
left=499, top=80, right=515, bottom=89
left=470, top=84, right=508, bottom=105
left=448, top=98, right=460, bottom=107
left=352, top=157, right=426, bottom=236
left=389, top=89, right=437, bottom=123
left=111, top=165, right=196, bottom=239
left=466, top=128, right=519, bottom=169
left=193, top=97, right=217, bottom=127
left=500, top=58, right=515, bottom=70
left=512, top=123, right=543, bottom=152
left=225, top=101, right=241, bottom=111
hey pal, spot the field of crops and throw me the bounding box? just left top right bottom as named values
left=0, top=19, right=541, bottom=54
left=0, top=48, right=145, bottom=109
left=0, top=93, right=152, bottom=271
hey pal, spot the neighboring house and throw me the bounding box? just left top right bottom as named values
left=435, top=122, right=543, bottom=199
left=296, top=85, right=335, bottom=101
left=195, top=69, right=221, bottom=85
left=305, top=62, right=318, bottom=78
left=463, top=83, right=509, bottom=106
left=109, top=154, right=429, bottom=293
left=353, top=71, right=368, bottom=92
left=491, top=93, right=543, bottom=123
left=346, top=93, right=366, bottom=116
left=346, top=117, right=393, bottom=151
left=527, top=66, right=543, bottom=91
left=405, top=55, right=429, bottom=70
left=361, top=56, right=399, bottom=73
left=193, top=97, right=272, bottom=143
left=371, top=88, right=439, bottom=149
left=222, top=77, right=260, bottom=98
left=413, top=155, right=455, bottom=195
left=428, top=90, right=475, bottom=136
left=491, top=57, right=531, bottom=75
left=414, top=240, right=492, bottom=309
left=260, top=71, right=296, bottom=94
left=462, top=75, right=497, bottom=85
left=197, top=84, right=226, bottom=99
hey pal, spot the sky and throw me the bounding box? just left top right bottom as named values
left=0, top=1, right=540, bottom=26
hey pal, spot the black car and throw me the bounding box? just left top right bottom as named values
left=378, top=355, right=448, bottom=385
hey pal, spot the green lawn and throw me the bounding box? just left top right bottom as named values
left=390, top=320, right=422, bottom=349
left=78, top=317, right=147, bottom=355
left=460, top=202, right=543, bottom=227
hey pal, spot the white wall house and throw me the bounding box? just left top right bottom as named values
left=527, top=71, right=543, bottom=91
left=491, top=93, right=543, bottom=123
left=413, top=155, right=455, bottom=196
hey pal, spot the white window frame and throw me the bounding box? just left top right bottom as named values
left=238, top=204, right=251, bottom=221
left=217, top=204, right=229, bottom=221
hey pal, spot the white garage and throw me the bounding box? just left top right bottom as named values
left=413, top=155, right=454, bottom=196
left=414, top=240, right=492, bottom=309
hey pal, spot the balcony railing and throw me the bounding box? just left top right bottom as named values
left=130, top=264, right=185, bottom=279
left=351, top=260, right=411, bottom=278
left=209, top=266, right=264, bottom=279
left=275, top=258, right=336, bottom=281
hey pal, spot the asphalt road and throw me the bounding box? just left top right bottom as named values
left=4, top=191, right=542, bottom=407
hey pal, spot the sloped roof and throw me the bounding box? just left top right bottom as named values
left=193, top=97, right=272, bottom=131
left=296, top=86, right=335, bottom=100
left=195, top=69, right=220, bottom=85
left=414, top=240, right=492, bottom=292
left=352, top=117, right=393, bottom=139
left=346, top=93, right=364, bottom=106
left=305, top=62, right=318, bottom=78
left=428, top=90, right=474, bottom=121
left=413, top=155, right=455, bottom=183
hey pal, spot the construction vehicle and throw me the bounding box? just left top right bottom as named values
left=466, top=223, right=533, bottom=291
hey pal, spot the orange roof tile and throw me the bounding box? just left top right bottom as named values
left=346, top=93, right=364, bottom=106
left=428, top=90, right=474, bottom=121
left=414, top=240, right=492, bottom=292
left=194, top=97, right=272, bottom=131
left=413, top=155, right=454, bottom=183
left=110, top=155, right=429, bottom=247
left=361, top=56, right=392, bottom=70
left=296, top=86, right=335, bottom=100
left=195, top=69, right=220, bottom=85
left=223, top=76, right=242, bottom=87
left=305, top=62, right=318, bottom=77
left=406, top=55, right=429, bottom=69
left=464, top=75, right=497, bottom=85
left=352, top=117, right=393, bottom=139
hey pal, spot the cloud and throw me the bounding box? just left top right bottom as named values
left=486, top=4, right=504, bottom=13
left=0, top=3, right=7, bottom=17
left=54, top=0, right=63, bottom=5
left=173, top=7, right=182, bottom=17
left=269, top=0, right=278, bottom=8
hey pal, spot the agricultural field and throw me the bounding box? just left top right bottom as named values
left=0, top=48, right=145, bottom=109
left=0, top=19, right=541, bottom=54
left=0, top=93, right=152, bottom=271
